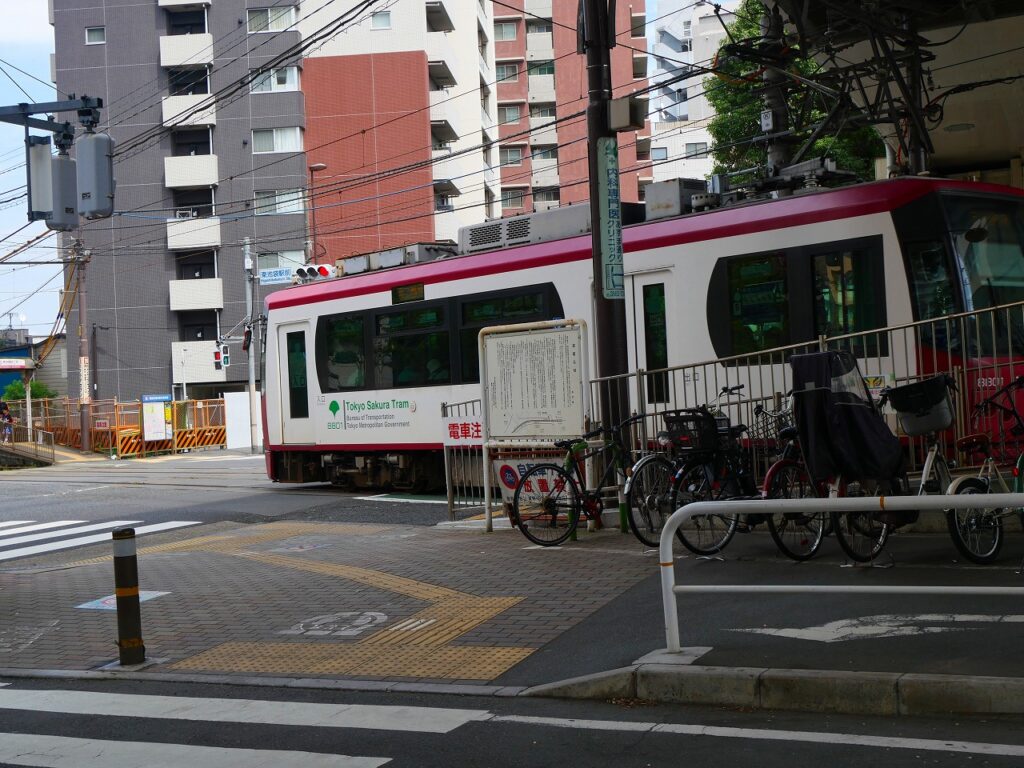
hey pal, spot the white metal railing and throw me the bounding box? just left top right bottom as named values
left=659, top=494, right=1024, bottom=654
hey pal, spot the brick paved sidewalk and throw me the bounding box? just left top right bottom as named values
left=0, top=520, right=658, bottom=685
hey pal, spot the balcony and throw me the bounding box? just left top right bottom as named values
left=427, top=59, right=456, bottom=88
left=478, top=52, right=491, bottom=82
left=164, top=154, right=218, bottom=188
left=161, top=94, right=216, bottom=128
left=169, top=277, right=223, bottom=312
left=481, top=107, right=496, bottom=140
left=528, top=116, right=557, bottom=145
left=482, top=163, right=498, bottom=191
left=159, top=0, right=210, bottom=6
left=430, top=119, right=458, bottom=144
left=527, top=74, right=555, bottom=103
left=159, top=33, right=213, bottom=69
left=633, top=52, right=648, bottom=79
left=524, top=0, right=552, bottom=17
left=425, top=0, right=454, bottom=32
left=166, top=216, right=221, bottom=250
left=531, top=157, right=558, bottom=187
left=526, top=32, right=553, bottom=60
left=534, top=198, right=559, bottom=212
left=172, top=340, right=226, bottom=384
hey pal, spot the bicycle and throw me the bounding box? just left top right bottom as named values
left=757, top=397, right=828, bottom=561
left=625, top=385, right=755, bottom=554
left=947, top=376, right=1024, bottom=563
left=511, top=414, right=645, bottom=546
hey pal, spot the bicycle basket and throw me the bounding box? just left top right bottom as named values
left=887, top=376, right=953, bottom=436
left=663, top=409, right=719, bottom=452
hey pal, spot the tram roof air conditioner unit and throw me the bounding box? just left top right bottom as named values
left=458, top=205, right=591, bottom=254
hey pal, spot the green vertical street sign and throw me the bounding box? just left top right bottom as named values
left=596, top=136, right=624, bottom=299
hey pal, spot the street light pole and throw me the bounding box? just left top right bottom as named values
left=307, top=162, right=327, bottom=263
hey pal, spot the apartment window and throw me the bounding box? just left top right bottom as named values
left=85, top=26, right=105, bottom=45
left=435, top=195, right=454, bottom=212
left=534, top=188, right=559, bottom=203
left=168, top=10, right=206, bottom=35
left=168, top=69, right=209, bottom=96
left=499, top=147, right=523, bottom=166
left=526, top=20, right=552, bottom=33
left=501, top=189, right=525, bottom=209
left=494, top=21, right=516, bottom=40
left=676, top=87, right=689, bottom=103
left=370, top=11, right=391, bottom=29
left=528, top=60, right=554, bottom=76
left=679, top=38, right=692, bottom=52
left=529, top=103, right=556, bottom=118
left=495, top=63, right=518, bottom=82
left=532, top=146, right=557, bottom=160
left=247, top=6, right=296, bottom=33
left=685, top=142, right=709, bottom=159
left=257, top=250, right=304, bottom=271
left=651, top=147, right=669, bottom=161
left=251, top=127, right=302, bottom=153
left=254, top=189, right=304, bottom=215
left=251, top=66, right=299, bottom=93
left=497, top=105, right=521, bottom=124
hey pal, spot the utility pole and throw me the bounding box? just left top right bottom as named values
left=243, top=238, right=260, bottom=453
left=761, top=6, right=791, bottom=177
left=581, top=0, right=629, bottom=428
left=72, top=239, right=92, bottom=452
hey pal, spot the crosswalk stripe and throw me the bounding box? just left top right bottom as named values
left=0, top=734, right=389, bottom=768
left=0, top=521, right=141, bottom=548
left=0, top=521, right=200, bottom=562
left=0, top=521, right=87, bottom=538
left=0, top=520, right=34, bottom=530
left=0, top=689, right=490, bottom=733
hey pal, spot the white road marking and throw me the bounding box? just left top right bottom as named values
left=0, top=734, right=388, bottom=768
left=731, top=613, right=1024, bottom=643
left=0, top=521, right=140, bottom=549
left=387, top=618, right=437, bottom=632
left=0, top=690, right=491, bottom=733
left=356, top=494, right=448, bottom=505
left=494, top=715, right=1024, bottom=757
left=0, top=521, right=87, bottom=539
left=0, top=521, right=33, bottom=530
left=0, top=521, right=199, bottom=562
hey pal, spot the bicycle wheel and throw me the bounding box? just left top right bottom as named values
left=947, top=478, right=1004, bottom=564
left=625, top=455, right=674, bottom=547
left=511, top=463, right=580, bottom=546
left=765, top=462, right=824, bottom=561
left=831, top=483, right=891, bottom=563
left=670, top=462, right=738, bottom=555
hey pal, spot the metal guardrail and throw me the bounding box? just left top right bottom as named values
left=0, top=424, right=55, bottom=465
left=658, top=494, right=1024, bottom=654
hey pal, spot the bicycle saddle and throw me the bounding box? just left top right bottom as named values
left=956, top=433, right=991, bottom=456
left=779, top=425, right=799, bottom=442
left=729, top=424, right=747, bottom=437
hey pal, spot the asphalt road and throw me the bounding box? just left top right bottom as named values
left=2, top=676, right=1023, bottom=767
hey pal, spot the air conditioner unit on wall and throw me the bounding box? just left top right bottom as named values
left=176, top=209, right=195, bottom=219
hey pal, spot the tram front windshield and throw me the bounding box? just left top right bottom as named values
left=944, top=195, right=1024, bottom=311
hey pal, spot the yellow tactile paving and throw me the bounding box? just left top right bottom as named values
left=64, top=522, right=391, bottom=566
left=360, top=596, right=522, bottom=647
left=170, top=642, right=534, bottom=680
left=237, top=551, right=465, bottom=603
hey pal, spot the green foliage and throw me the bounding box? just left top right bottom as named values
left=2, top=379, right=57, bottom=402
left=705, top=0, right=884, bottom=183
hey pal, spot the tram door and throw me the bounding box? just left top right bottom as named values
left=277, top=323, right=314, bottom=444
left=627, top=270, right=673, bottom=408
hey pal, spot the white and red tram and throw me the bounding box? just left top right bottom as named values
left=263, top=177, right=1024, bottom=488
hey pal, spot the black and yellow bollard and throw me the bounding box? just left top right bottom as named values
left=112, top=527, right=146, bottom=665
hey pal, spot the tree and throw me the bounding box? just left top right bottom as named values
left=704, top=0, right=884, bottom=183
left=2, top=379, right=57, bottom=402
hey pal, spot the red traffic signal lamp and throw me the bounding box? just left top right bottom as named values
left=213, top=347, right=222, bottom=370
left=294, top=264, right=335, bottom=283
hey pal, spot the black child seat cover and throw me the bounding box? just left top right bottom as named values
left=790, top=350, right=904, bottom=485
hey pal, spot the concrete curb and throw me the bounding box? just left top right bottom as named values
left=521, top=664, right=1024, bottom=717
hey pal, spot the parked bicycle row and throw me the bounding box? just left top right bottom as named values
left=509, top=350, right=1023, bottom=565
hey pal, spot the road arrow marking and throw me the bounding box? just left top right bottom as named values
left=731, top=613, right=1024, bottom=643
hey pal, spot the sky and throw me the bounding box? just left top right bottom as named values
left=0, top=2, right=62, bottom=341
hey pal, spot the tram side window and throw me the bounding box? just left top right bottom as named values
left=460, top=291, right=547, bottom=382
left=321, top=315, right=365, bottom=390
left=286, top=331, right=308, bottom=419
left=812, top=249, right=885, bottom=336
left=727, top=253, right=789, bottom=355
left=376, top=306, right=450, bottom=388
left=643, top=284, right=669, bottom=402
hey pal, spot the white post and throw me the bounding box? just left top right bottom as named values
left=181, top=347, right=187, bottom=401
left=244, top=237, right=261, bottom=453
left=24, top=369, right=33, bottom=443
